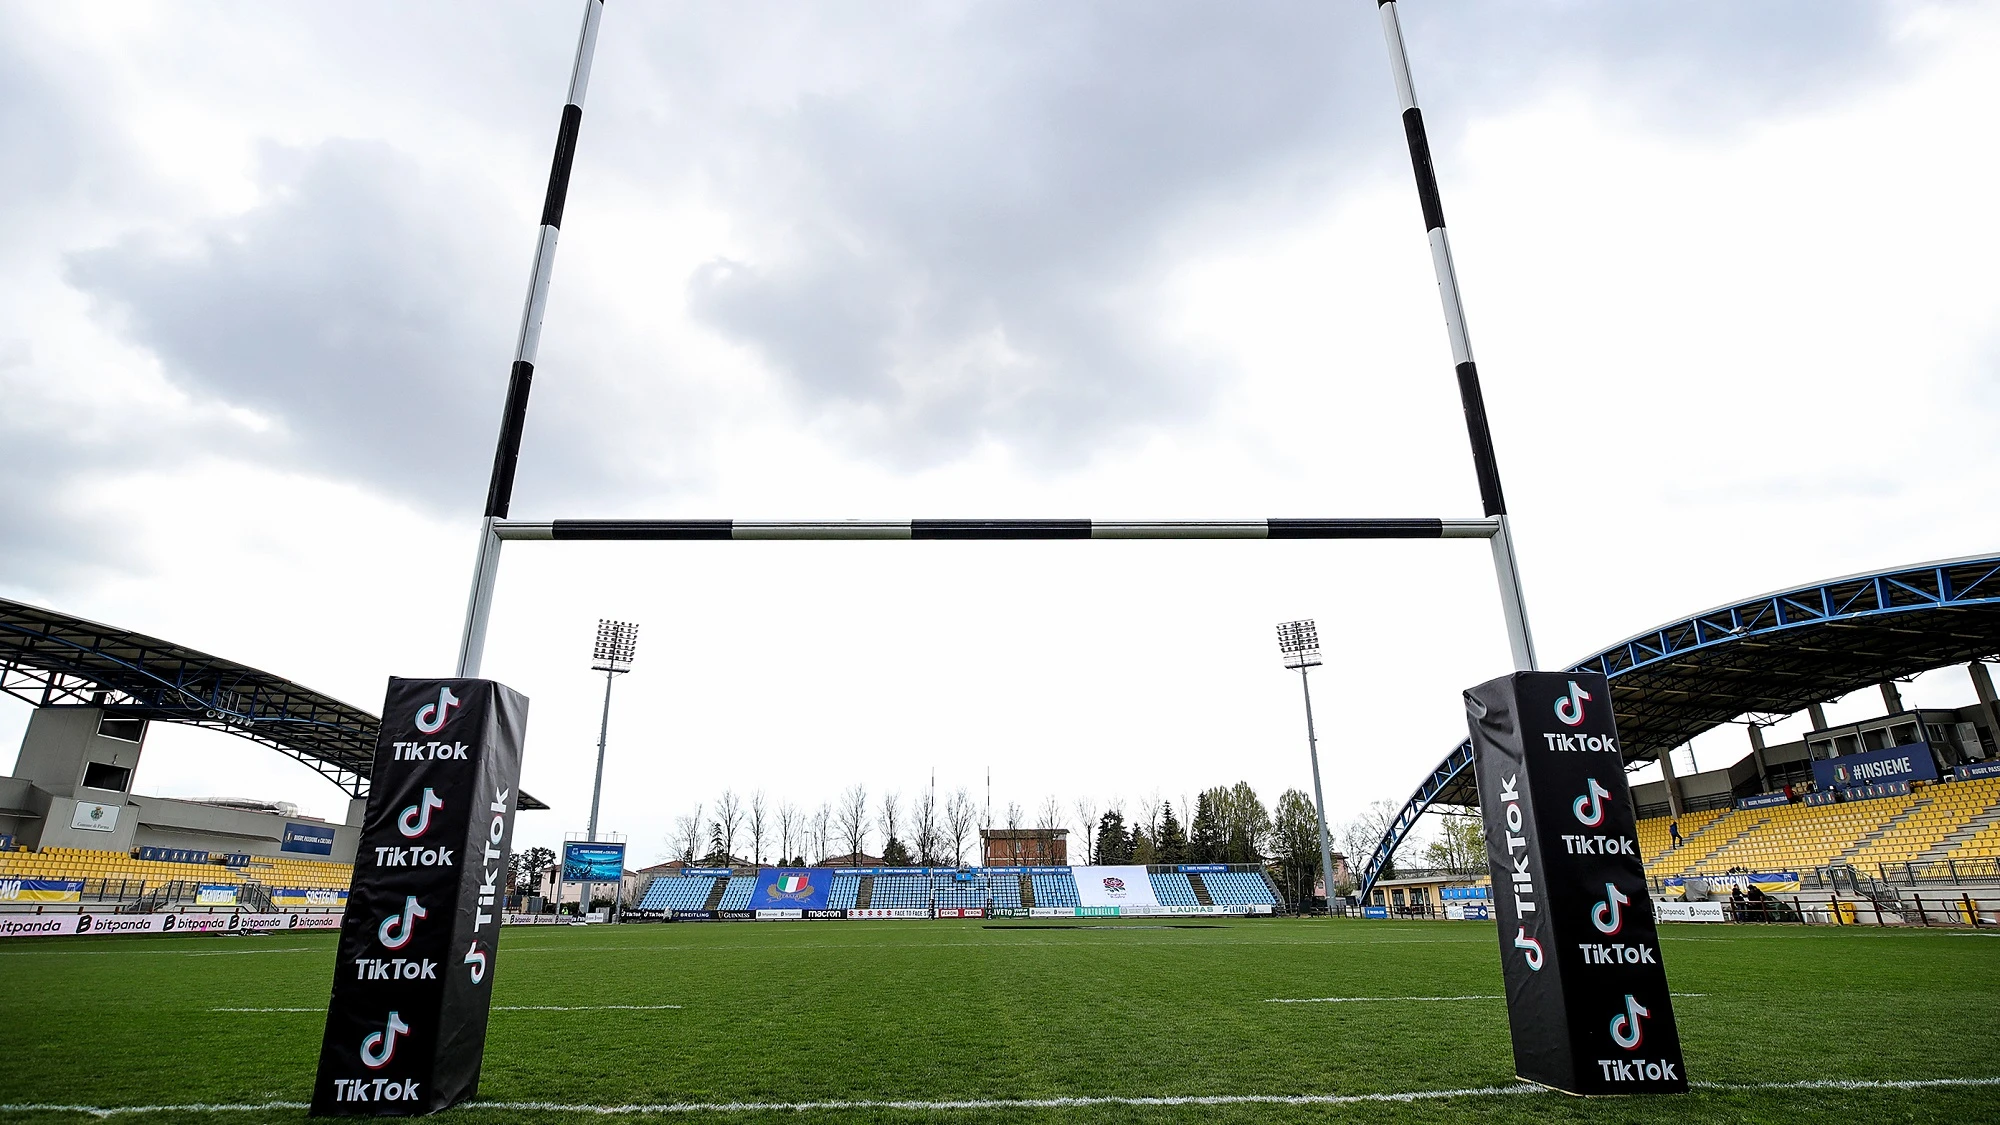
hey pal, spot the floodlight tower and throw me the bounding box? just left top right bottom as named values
left=587, top=619, right=638, bottom=845
left=1277, top=619, right=1338, bottom=915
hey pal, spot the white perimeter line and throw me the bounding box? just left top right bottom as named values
left=7, top=1077, right=1998, bottom=1116
left=1264, top=993, right=1705, bottom=1004
left=209, top=1005, right=681, bottom=1013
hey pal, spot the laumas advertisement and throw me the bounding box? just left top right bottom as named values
left=1467, top=671, right=1686, bottom=1096
left=310, top=678, right=528, bottom=1117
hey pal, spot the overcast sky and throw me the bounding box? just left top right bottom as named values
left=3, top=1, right=1997, bottom=865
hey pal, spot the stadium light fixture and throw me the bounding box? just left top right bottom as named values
left=1277, top=619, right=1337, bottom=916
left=579, top=619, right=636, bottom=918
left=1276, top=619, right=1322, bottom=670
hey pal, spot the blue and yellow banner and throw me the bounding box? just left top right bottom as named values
left=0, top=878, right=83, bottom=903
left=270, top=887, right=348, bottom=908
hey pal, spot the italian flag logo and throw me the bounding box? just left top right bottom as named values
left=770, top=873, right=814, bottom=900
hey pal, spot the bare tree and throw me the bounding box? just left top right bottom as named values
left=1004, top=802, right=1024, bottom=866
left=945, top=787, right=976, bottom=865
left=715, top=790, right=744, bottom=863
left=1073, top=797, right=1100, bottom=865
left=913, top=786, right=941, bottom=865
left=1138, top=791, right=1162, bottom=845
left=748, top=790, right=768, bottom=865
left=837, top=784, right=870, bottom=861
left=1037, top=795, right=1064, bottom=866
left=1341, top=798, right=1404, bottom=872
left=779, top=802, right=801, bottom=865
left=672, top=802, right=705, bottom=864
left=878, top=790, right=902, bottom=852
left=813, top=803, right=833, bottom=864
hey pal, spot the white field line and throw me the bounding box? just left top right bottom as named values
left=210, top=1005, right=681, bottom=1013
left=1264, top=993, right=1705, bottom=1004
left=6, top=1076, right=1998, bottom=1117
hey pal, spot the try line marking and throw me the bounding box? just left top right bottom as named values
left=210, top=1005, right=681, bottom=1013
left=5, top=1076, right=1997, bottom=1116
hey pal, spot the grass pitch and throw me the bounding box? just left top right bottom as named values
left=1, top=918, right=1996, bottom=1123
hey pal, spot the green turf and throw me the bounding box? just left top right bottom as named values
left=1, top=918, right=1996, bottom=1123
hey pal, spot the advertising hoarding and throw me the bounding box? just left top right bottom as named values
left=1811, top=742, right=1938, bottom=793
left=284, top=822, right=338, bottom=855
left=748, top=868, right=834, bottom=911
left=311, top=678, right=528, bottom=1116
left=561, top=842, right=627, bottom=883
left=1467, top=671, right=1686, bottom=1095
left=195, top=884, right=240, bottom=906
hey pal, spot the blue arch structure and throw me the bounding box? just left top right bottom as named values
left=1357, top=552, right=2000, bottom=897
left=0, top=596, right=545, bottom=807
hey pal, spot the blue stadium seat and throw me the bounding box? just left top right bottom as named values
left=1149, top=871, right=1198, bottom=907
left=1203, top=871, right=1278, bottom=906
left=716, top=875, right=756, bottom=909
left=988, top=873, right=1023, bottom=909
left=829, top=875, right=860, bottom=909
left=870, top=874, right=930, bottom=909
left=637, top=874, right=718, bottom=912
left=1031, top=871, right=1079, bottom=908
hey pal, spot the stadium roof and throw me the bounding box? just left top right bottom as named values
left=0, top=596, right=546, bottom=809
left=1361, top=552, right=2000, bottom=893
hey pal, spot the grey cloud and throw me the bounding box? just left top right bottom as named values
left=65, top=140, right=522, bottom=508
left=618, top=0, right=1902, bottom=467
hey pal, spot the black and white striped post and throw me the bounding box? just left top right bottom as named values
left=1378, top=0, right=1538, bottom=672
left=457, top=0, right=605, bottom=678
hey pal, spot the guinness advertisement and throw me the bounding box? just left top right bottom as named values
left=310, top=679, right=529, bottom=1116
left=1466, top=671, right=1686, bottom=1096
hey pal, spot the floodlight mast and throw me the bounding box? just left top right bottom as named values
left=1277, top=619, right=1339, bottom=915
left=1378, top=0, right=1538, bottom=672
left=587, top=619, right=636, bottom=843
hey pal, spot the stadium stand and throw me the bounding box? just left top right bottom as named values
left=1031, top=870, right=1079, bottom=908
left=637, top=874, right=719, bottom=912
left=869, top=874, right=931, bottom=909
left=829, top=874, right=861, bottom=910
left=1636, top=775, right=2000, bottom=880
left=716, top=875, right=756, bottom=910
left=0, top=845, right=352, bottom=893
left=989, top=874, right=1023, bottom=909
left=931, top=873, right=988, bottom=909
left=1201, top=870, right=1280, bottom=907
left=1149, top=871, right=1199, bottom=907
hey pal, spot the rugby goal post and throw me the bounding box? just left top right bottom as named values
left=452, top=0, right=1538, bottom=680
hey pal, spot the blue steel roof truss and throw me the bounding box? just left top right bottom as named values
left=1358, top=554, right=2000, bottom=898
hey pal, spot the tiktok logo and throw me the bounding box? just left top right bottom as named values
left=398, top=789, right=444, bottom=838
left=1573, top=778, right=1612, bottom=827
left=1513, top=927, right=1545, bottom=971
left=1592, top=882, right=1630, bottom=935
left=1609, top=994, right=1650, bottom=1050
left=414, top=687, right=460, bottom=734
left=1554, top=680, right=1591, bottom=727
left=464, top=941, right=489, bottom=984
left=360, top=1011, right=410, bottom=1069
left=378, top=896, right=426, bottom=950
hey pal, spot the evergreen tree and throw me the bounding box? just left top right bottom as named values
left=1131, top=826, right=1155, bottom=865
left=1189, top=792, right=1223, bottom=863
left=881, top=836, right=913, bottom=866
left=1095, top=810, right=1132, bottom=864
left=1156, top=802, right=1188, bottom=864
left=1271, top=789, right=1322, bottom=912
